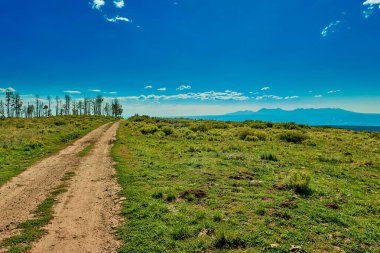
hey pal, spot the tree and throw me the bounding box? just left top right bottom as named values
left=0, top=100, right=5, bottom=119
left=14, top=93, right=22, bottom=118
left=27, top=103, right=34, bottom=118
left=47, top=96, right=52, bottom=116
left=112, top=98, right=123, bottom=117
left=5, top=90, right=14, bottom=118
left=55, top=96, right=59, bottom=116
left=64, top=95, right=71, bottom=115
left=35, top=95, right=40, bottom=117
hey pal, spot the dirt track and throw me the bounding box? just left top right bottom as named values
left=0, top=121, right=122, bottom=253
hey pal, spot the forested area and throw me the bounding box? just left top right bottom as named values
left=0, top=89, right=123, bottom=118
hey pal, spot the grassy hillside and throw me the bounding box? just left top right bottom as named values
left=0, top=116, right=115, bottom=186
left=113, top=116, right=380, bottom=253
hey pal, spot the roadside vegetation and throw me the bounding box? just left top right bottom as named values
left=113, top=116, right=380, bottom=252
left=0, top=116, right=115, bottom=186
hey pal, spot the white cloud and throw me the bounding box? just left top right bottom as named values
left=255, top=95, right=283, bottom=100
left=327, top=90, right=341, bottom=94
left=107, top=91, right=118, bottom=94
left=0, top=87, right=16, bottom=93
left=89, top=89, right=102, bottom=92
left=144, top=85, right=153, bottom=89
left=157, top=88, right=167, bottom=91
left=314, top=95, right=323, bottom=98
left=113, top=0, right=125, bottom=8
left=284, top=96, right=299, bottom=100
left=105, top=15, right=131, bottom=23
left=114, top=90, right=249, bottom=102
left=363, top=0, right=380, bottom=5
left=176, top=85, right=191, bottom=91
left=321, top=20, right=341, bottom=37
left=64, top=90, right=81, bottom=94
left=261, top=86, right=270, bottom=91
left=92, top=0, right=105, bottom=10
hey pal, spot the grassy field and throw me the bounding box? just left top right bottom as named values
left=0, top=116, right=115, bottom=187
left=112, top=116, right=380, bottom=253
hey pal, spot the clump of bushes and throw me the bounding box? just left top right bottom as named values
left=278, top=131, right=308, bottom=144
left=140, top=125, right=158, bottom=135
left=162, top=126, right=174, bottom=136
left=286, top=170, right=311, bottom=194
left=261, top=153, right=278, bottom=161
left=190, top=124, right=209, bottom=132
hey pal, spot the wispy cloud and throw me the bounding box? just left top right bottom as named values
left=284, top=96, right=299, bottom=100
left=89, top=89, right=102, bottom=92
left=256, top=95, right=283, bottom=100
left=92, top=0, right=105, bottom=10
left=144, top=85, right=153, bottom=89
left=327, top=90, right=341, bottom=94
left=157, top=88, right=167, bottom=91
left=113, top=0, right=125, bottom=8
left=176, top=85, right=191, bottom=91
left=321, top=20, right=341, bottom=37
left=363, top=0, right=380, bottom=5
left=255, top=94, right=299, bottom=100
left=105, top=16, right=131, bottom=23
left=314, top=95, right=323, bottom=98
left=0, top=87, right=16, bottom=92
left=115, top=90, right=249, bottom=102
left=261, top=86, right=270, bottom=91
left=64, top=90, right=81, bottom=94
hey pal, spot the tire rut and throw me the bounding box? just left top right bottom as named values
left=0, top=121, right=121, bottom=253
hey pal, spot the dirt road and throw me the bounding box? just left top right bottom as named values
left=0, top=121, right=122, bottom=253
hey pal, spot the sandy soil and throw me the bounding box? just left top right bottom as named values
left=0, top=121, right=122, bottom=253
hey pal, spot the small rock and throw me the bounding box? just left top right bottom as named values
left=270, top=243, right=279, bottom=248
left=290, top=245, right=302, bottom=252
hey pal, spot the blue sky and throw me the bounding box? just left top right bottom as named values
left=0, top=0, right=379, bottom=116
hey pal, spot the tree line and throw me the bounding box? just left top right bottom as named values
left=0, top=89, right=123, bottom=119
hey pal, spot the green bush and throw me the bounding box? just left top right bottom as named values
left=190, top=124, right=208, bottom=132
left=162, top=126, right=174, bottom=136
left=140, top=125, right=158, bottom=135
left=261, top=153, right=278, bottom=161
left=286, top=170, right=311, bottom=194
left=171, top=225, right=192, bottom=240
left=278, top=131, right=307, bottom=144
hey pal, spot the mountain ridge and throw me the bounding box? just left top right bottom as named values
left=183, top=108, right=380, bottom=127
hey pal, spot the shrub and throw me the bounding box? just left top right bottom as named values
left=152, top=191, right=163, bottom=199
left=238, top=128, right=253, bottom=140
left=140, top=125, right=158, bottom=135
left=214, top=231, right=247, bottom=249
left=190, top=124, right=208, bottom=132
left=245, top=135, right=259, bottom=142
left=286, top=170, right=311, bottom=194
left=171, top=225, right=192, bottom=240
left=162, top=126, right=174, bottom=136
left=166, top=193, right=176, bottom=202
left=278, top=131, right=307, bottom=144
left=261, top=153, right=278, bottom=161
left=26, top=139, right=44, bottom=149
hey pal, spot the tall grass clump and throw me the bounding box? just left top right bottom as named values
left=286, top=170, right=311, bottom=194
left=278, top=131, right=308, bottom=144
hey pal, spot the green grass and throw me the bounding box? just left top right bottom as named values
left=0, top=116, right=116, bottom=187
left=78, top=143, right=95, bottom=157
left=113, top=116, right=380, bottom=253
left=0, top=172, right=76, bottom=253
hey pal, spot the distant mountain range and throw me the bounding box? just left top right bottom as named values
left=184, top=108, right=380, bottom=129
